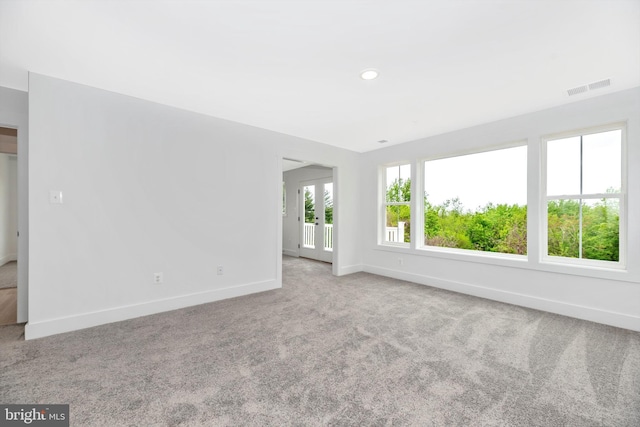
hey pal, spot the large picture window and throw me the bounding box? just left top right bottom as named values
left=544, top=126, right=624, bottom=264
left=383, top=164, right=411, bottom=244
left=423, top=145, right=527, bottom=255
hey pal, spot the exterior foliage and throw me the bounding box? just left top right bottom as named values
left=386, top=178, right=411, bottom=242
left=547, top=199, right=619, bottom=261
left=387, top=177, right=619, bottom=261
left=424, top=196, right=527, bottom=255
left=304, top=187, right=333, bottom=224
left=304, top=188, right=315, bottom=223
left=424, top=196, right=618, bottom=260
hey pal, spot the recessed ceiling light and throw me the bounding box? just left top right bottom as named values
left=360, top=69, right=379, bottom=80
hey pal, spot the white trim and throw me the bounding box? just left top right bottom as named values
left=541, top=122, right=626, bottom=268
left=539, top=121, right=627, bottom=142
left=546, top=193, right=621, bottom=200
left=363, top=264, right=640, bottom=332
left=374, top=243, right=636, bottom=283
left=283, top=249, right=298, bottom=257
left=412, top=159, right=423, bottom=250
left=541, top=254, right=626, bottom=270
left=419, top=142, right=528, bottom=253
left=380, top=163, right=412, bottom=246
left=0, top=254, right=17, bottom=266
left=337, top=264, right=363, bottom=276
left=25, top=279, right=279, bottom=340
left=299, top=177, right=334, bottom=263
left=0, top=87, right=28, bottom=325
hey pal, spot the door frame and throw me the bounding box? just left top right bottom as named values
left=0, top=125, right=24, bottom=324
left=0, top=88, right=29, bottom=325
left=299, top=178, right=333, bottom=263
left=279, top=158, right=340, bottom=285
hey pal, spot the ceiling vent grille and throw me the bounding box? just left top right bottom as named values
left=589, top=79, right=611, bottom=90
left=567, top=85, right=589, bottom=96
left=567, top=78, right=611, bottom=96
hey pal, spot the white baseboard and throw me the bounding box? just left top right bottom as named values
left=364, top=265, right=640, bottom=332
left=337, top=264, right=363, bottom=276
left=25, top=279, right=279, bottom=340
left=0, top=253, right=17, bottom=266
left=283, top=249, right=298, bottom=257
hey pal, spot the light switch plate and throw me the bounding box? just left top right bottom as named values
left=49, top=190, right=63, bottom=204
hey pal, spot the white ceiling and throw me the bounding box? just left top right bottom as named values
left=1, top=0, right=639, bottom=153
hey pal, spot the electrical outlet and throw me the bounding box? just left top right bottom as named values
left=154, top=272, right=163, bottom=284
left=217, top=266, right=224, bottom=275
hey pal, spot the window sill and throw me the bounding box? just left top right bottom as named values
left=374, top=244, right=638, bottom=284
left=376, top=244, right=527, bottom=268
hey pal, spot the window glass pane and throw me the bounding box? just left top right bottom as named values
left=545, top=126, right=623, bottom=264
left=385, top=205, right=410, bottom=243
left=386, top=164, right=411, bottom=202
left=582, top=198, right=619, bottom=262
left=547, top=136, right=580, bottom=196
left=324, top=183, right=333, bottom=252
left=303, top=185, right=316, bottom=248
left=386, top=166, right=399, bottom=202
left=324, top=183, right=333, bottom=224
left=303, top=185, right=315, bottom=223
left=424, top=146, right=527, bottom=254
left=582, top=130, right=621, bottom=194
left=547, top=199, right=580, bottom=258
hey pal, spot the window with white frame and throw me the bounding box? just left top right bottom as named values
left=543, top=125, right=624, bottom=265
left=383, top=164, right=411, bottom=244
left=423, top=144, right=528, bottom=255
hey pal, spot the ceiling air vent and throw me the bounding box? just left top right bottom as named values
left=589, top=79, right=611, bottom=90
left=567, top=85, right=588, bottom=96
left=567, top=78, right=611, bottom=97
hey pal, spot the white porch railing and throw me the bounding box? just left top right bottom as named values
left=304, top=223, right=315, bottom=248
left=303, top=223, right=334, bottom=251
left=386, top=221, right=405, bottom=243
left=324, top=224, right=333, bottom=251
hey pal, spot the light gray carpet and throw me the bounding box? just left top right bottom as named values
left=1, top=256, right=639, bottom=426
left=0, top=261, right=17, bottom=289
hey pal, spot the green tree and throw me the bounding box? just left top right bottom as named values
left=582, top=199, right=619, bottom=261
left=324, top=189, right=333, bottom=224
left=547, top=198, right=619, bottom=261
left=547, top=199, right=580, bottom=258
left=304, top=187, right=334, bottom=225
left=304, top=187, right=315, bottom=223
left=424, top=196, right=527, bottom=254
left=386, top=178, right=411, bottom=242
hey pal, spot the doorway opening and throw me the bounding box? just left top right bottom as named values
left=282, top=159, right=335, bottom=266
left=299, top=179, right=333, bottom=263
left=0, top=126, right=18, bottom=326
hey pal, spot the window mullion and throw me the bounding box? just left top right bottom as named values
left=579, top=136, right=583, bottom=259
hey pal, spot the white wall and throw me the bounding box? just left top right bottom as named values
left=360, top=87, right=640, bottom=331
left=26, top=73, right=362, bottom=339
left=0, top=153, right=18, bottom=264
left=0, top=86, right=28, bottom=323
left=24, top=73, right=638, bottom=338
left=282, top=165, right=333, bottom=258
